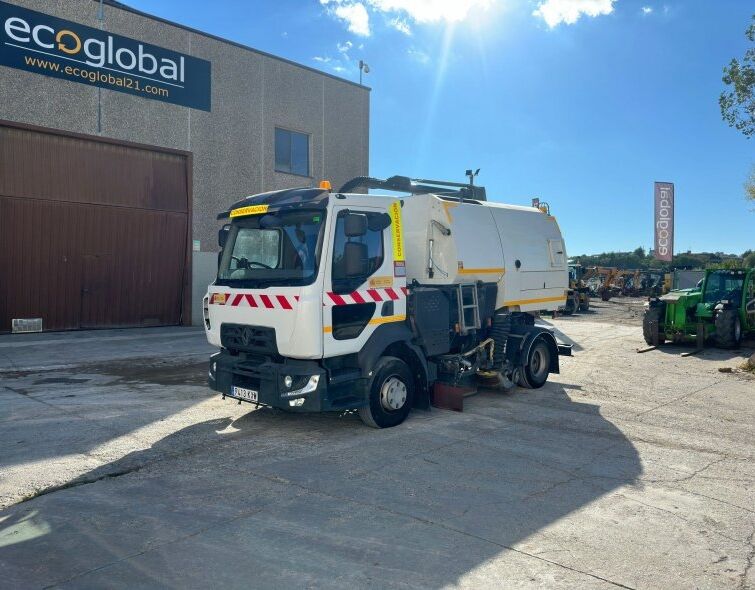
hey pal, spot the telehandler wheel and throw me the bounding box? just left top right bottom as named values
left=579, top=297, right=590, bottom=312
left=358, top=356, right=413, bottom=429
left=714, top=310, right=742, bottom=349
left=642, top=306, right=666, bottom=346
left=518, top=338, right=551, bottom=389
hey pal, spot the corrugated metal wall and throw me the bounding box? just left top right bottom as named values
left=0, top=124, right=190, bottom=332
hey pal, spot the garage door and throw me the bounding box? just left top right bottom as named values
left=0, top=123, right=190, bottom=332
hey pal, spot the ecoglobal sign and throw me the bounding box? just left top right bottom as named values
left=0, top=2, right=211, bottom=111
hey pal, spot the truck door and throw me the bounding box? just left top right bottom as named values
left=322, top=203, right=407, bottom=358
left=746, top=274, right=755, bottom=327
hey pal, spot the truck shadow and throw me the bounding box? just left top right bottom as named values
left=0, top=382, right=643, bottom=588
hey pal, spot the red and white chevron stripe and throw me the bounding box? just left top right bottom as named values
left=324, top=287, right=409, bottom=307
left=210, top=292, right=299, bottom=310
left=209, top=286, right=410, bottom=310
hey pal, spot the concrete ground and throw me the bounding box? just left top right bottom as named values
left=0, top=301, right=753, bottom=589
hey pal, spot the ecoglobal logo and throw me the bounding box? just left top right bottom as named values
left=0, top=1, right=211, bottom=111
left=653, top=182, right=674, bottom=262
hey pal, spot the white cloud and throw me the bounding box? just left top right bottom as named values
left=321, top=0, right=491, bottom=36
left=323, top=1, right=372, bottom=36
left=641, top=6, right=653, bottom=14
left=369, top=0, right=491, bottom=24
left=313, top=56, right=332, bottom=63
left=337, top=40, right=354, bottom=54
left=533, top=0, right=617, bottom=28
left=390, top=17, right=412, bottom=35
left=332, top=65, right=348, bottom=73
left=407, top=47, right=430, bottom=63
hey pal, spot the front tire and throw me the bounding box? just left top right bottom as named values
left=643, top=305, right=666, bottom=346
left=714, top=310, right=742, bottom=349
left=579, top=296, right=590, bottom=312
left=358, top=356, right=413, bottom=428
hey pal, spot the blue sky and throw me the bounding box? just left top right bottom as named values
left=123, top=0, right=754, bottom=256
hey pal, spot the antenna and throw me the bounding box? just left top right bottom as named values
left=465, top=168, right=480, bottom=187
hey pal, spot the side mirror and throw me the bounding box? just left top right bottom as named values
left=344, top=213, right=368, bottom=237
left=368, top=212, right=392, bottom=232
left=344, top=242, right=368, bottom=277
left=218, top=224, right=230, bottom=248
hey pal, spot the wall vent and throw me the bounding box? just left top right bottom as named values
left=12, top=318, right=43, bottom=333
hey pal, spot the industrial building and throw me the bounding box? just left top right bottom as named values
left=0, top=0, right=370, bottom=331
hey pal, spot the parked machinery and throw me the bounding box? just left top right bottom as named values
left=563, top=263, right=591, bottom=314
left=643, top=268, right=755, bottom=349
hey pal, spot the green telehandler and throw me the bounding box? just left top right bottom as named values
left=643, top=268, right=755, bottom=349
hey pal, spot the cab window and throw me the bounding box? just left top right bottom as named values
left=331, top=210, right=385, bottom=292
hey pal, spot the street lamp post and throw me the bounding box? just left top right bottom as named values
left=359, top=60, right=370, bottom=85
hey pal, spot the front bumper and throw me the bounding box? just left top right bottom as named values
left=208, top=350, right=368, bottom=412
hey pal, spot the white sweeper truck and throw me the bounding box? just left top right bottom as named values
left=204, top=175, right=571, bottom=428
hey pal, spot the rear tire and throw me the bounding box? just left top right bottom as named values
left=643, top=305, right=666, bottom=346
left=519, top=339, right=551, bottom=389
left=358, top=356, right=413, bottom=428
left=579, top=296, right=590, bottom=312
left=714, top=310, right=742, bottom=349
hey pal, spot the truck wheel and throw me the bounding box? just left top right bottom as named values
left=563, top=292, right=576, bottom=315
left=518, top=339, right=551, bottom=389
left=642, top=305, right=666, bottom=346
left=358, top=356, right=413, bottom=429
left=714, top=310, right=742, bottom=349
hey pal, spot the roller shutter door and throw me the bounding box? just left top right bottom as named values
left=0, top=123, right=190, bottom=332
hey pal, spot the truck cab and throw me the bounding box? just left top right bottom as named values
left=205, top=177, right=570, bottom=428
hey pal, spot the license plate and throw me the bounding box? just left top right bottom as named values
left=232, top=386, right=258, bottom=402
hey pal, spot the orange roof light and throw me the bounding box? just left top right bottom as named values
left=319, top=180, right=332, bottom=191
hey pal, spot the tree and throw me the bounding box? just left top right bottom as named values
left=633, top=246, right=646, bottom=258
left=747, top=165, right=755, bottom=202
left=720, top=15, right=755, bottom=138
left=745, top=251, right=755, bottom=268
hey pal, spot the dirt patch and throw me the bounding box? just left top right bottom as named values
left=555, top=297, right=647, bottom=327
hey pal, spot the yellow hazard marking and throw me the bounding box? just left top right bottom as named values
left=389, top=201, right=404, bottom=262
left=503, top=296, right=566, bottom=307
left=442, top=201, right=458, bottom=223
left=458, top=267, right=506, bottom=275
left=323, top=315, right=406, bottom=333
left=369, top=276, right=394, bottom=288
left=230, top=204, right=269, bottom=218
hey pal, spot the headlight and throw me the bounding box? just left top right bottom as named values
left=284, top=375, right=293, bottom=388
left=280, top=375, right=320, bottom=399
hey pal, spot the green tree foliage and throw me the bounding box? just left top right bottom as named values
left=744, top=251, right=755, bottom=268
left=573, top=250, right=749, bottom=270
left=747, top=165, right=755, bottom=202
left=720, top=15, right=755, bottom=138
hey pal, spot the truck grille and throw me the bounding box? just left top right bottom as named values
left=221, top=324, right=278, bottom=356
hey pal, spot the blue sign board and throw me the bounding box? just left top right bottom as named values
left=0, top=1, right=211, bottom=111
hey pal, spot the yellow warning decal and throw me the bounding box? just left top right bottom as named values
left=230, top=204, right=269, bottom=218
left=389, top=201, right=404, bottom=262
left=369, top=276, right=394, bottom=288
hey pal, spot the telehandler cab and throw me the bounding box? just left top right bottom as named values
left=643, top=268, right=755, bottom=349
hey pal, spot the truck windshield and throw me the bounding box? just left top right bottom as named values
left=703, top=271, right=745, bottom=305
left=217, top=210, right=325, bottom=287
